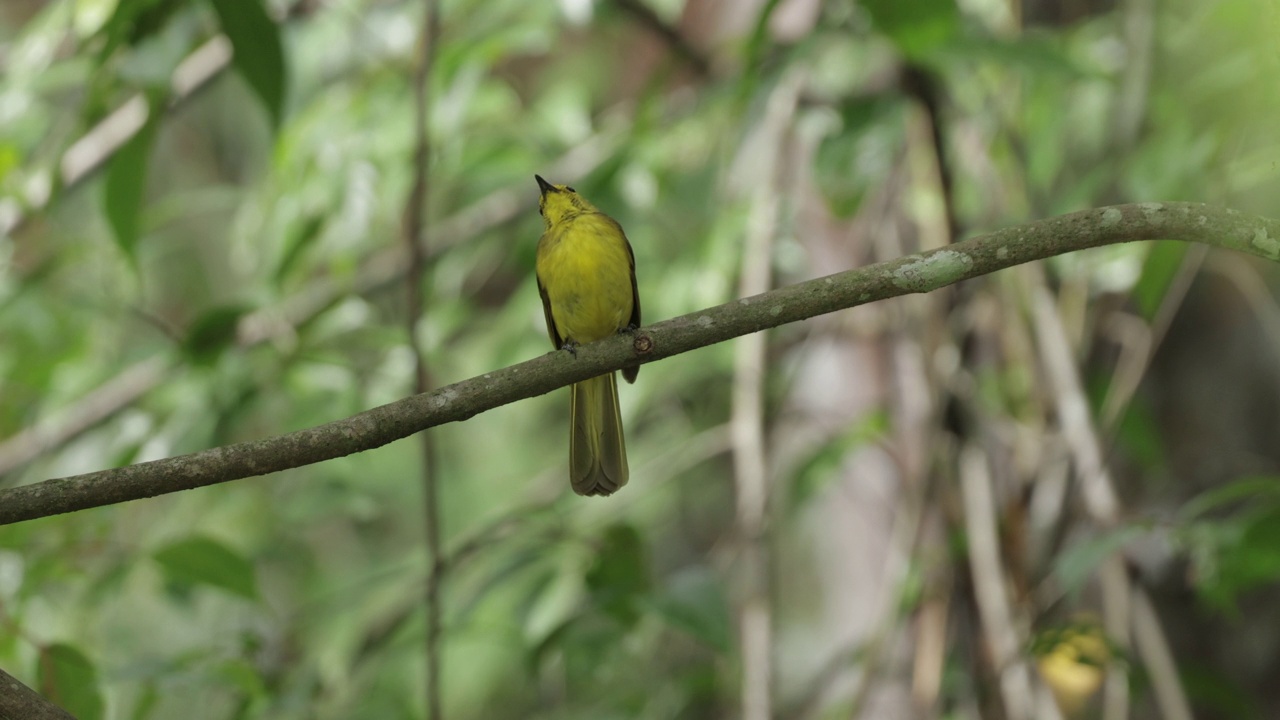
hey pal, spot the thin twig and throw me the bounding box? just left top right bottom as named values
left=2, top=202, right=1279, bottom=525
left=356, top=423, right=732, bottom=669
left=729, top=72, right=795, bottom=720
left=900, top=64, right=957, bottom=243
left=0, top=357, right=170, bottom=483
left=2, top=36, right=231, bottom=238
left=1131, top=585, right=1193, bottom=720
left=1025, top=264, right=1134, bottom=720
left=401, top=0, right=443, bottom=716
left=2, top=0, right=316, bottom=238
left=612, top=0, right=711, bottom=77
left=240, top=127, right=620, bottom=343
left=1110, top=0, right=1155, bottom=153
left=1099, top=245, right=1206, bottom=433
left=895, top=79, right=960, bottom=716
left=1206, top=253, right=1280, bottom=360
left=1026, top=266, right=1121, bottom=524
left=959, top=444, right=1042, bottom=720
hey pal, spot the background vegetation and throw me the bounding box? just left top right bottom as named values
left=2, top=0, right=1280, bottom=718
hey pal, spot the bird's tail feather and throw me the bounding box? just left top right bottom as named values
left=569, top=373, right=628, bottom=496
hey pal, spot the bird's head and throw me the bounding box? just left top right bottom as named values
left=536, top=175, right=595, bottom=228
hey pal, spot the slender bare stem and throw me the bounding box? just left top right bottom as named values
left=729, top=70, right=798, bottom=720
left=401, top=0, right=443, bottom=716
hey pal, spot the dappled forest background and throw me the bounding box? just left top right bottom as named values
left=3, top=0, right=1280, bottom=718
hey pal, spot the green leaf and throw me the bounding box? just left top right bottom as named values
left=1132, top=241, right=1188, bottom=319
left=205, top=0, right=287, bottom=129
left=585, top=524, right=650, bottom=627
left=789, top=410, right=889, bottom=509
left=1114, top=398, right=1167, bottom=474
left=1029, top=619, right=1110, bottom=660
left=217, top=657, right=267, bottom=697
left=182, top=304, right=251, bottom=365
left=861, top=0, right=960, bottom=60
left=1236, top=509, right=1280, bottom=562
left=1055, top=525, right=1147, bottom=595
left=37, top=643, right=105, bottom=720
left=734, top=0, right=785, bottom=106
left=1197, top=509, right=1280, bottom=612
left=153, top=536, right=259, bottom=599
left=131, top=681, right=160, bottom=720
left=522, top=564, right=585, bottom=651
left=527, top=615, right=576, bottom=674
left=813, top=97, right=904, bottom=218
left=941, top=33, right=1089, bottom=78
left=649, top=567, right=731, bottom=653
left=96, top=0, right=184, bottom=64
left=0, top=143, right=20, bottom=184
left=455, top=545, right=549, bottom=627
left=1179, top=663, right=1263, bottom=720
left=1178, top=476, right=1280, bottom=522
left=103, top=94, right=164, bottom=265
left=274, top=213, right=326, bottom=285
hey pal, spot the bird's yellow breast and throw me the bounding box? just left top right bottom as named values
left=536, top=213, right=634, bottom=345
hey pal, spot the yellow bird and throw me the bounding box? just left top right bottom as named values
left=1034, top=618, right=1111, bottom=718
left=534, top=175, right=640, bottom=496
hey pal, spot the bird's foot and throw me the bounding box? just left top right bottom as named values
left=560, top=339, right=580, bottom=356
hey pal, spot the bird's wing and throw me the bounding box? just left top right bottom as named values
left=537, top=273, right=563, bottom=349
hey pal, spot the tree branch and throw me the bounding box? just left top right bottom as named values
left=1, top=202, right=1277, bottom=526
left=0, top=666, right=75, bottom=720
left=612, top=0, right=711, bottom=77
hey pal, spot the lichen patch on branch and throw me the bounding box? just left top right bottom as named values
left=892, top=250, right=975, bottom=292
left=1251, top=227, right=1280, bottom=259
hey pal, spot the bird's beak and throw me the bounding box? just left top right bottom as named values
left=535, top=175, right=555, bottom=195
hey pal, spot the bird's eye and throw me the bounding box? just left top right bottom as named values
left=565, top=186, right=575, bottom=192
